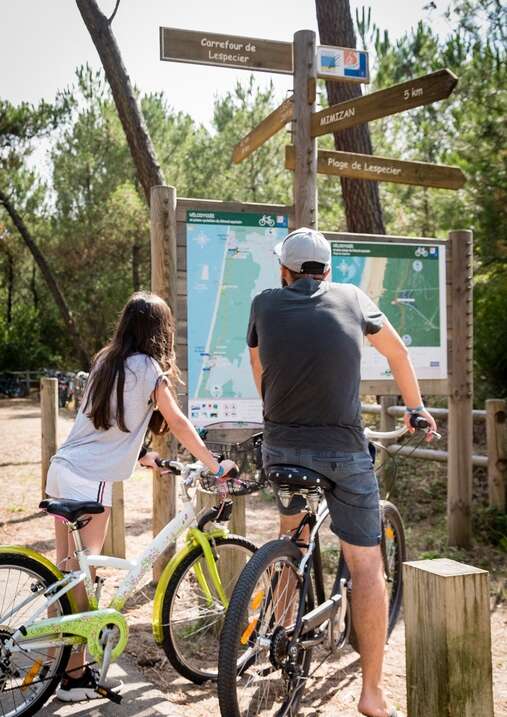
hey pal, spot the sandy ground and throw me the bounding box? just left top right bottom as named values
left=0, top=397, right=506, bottom=716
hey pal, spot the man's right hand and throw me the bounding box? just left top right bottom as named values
left=403, top=409, right=437, bottom=442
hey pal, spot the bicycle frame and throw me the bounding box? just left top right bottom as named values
left=4, top=483, right=230, bottom=665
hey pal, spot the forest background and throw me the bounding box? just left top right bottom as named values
left=0, top=0, right=505, bottom=404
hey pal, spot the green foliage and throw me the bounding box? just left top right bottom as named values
left=0, top=95, right=70, bottom=151
left=367, top=0, right=507, bottom=398
left=0, top=1, right=505, bottom=404
left=473, top=506, right=507, bottom=550
left=0, top=303, right=65, bottom=370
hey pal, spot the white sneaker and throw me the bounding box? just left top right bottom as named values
left=56, top=666, right=122, bottom=702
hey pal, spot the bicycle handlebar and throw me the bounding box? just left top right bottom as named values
left=364, top=413, right=441, bottom=441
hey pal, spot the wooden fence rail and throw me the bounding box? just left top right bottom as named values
left=40, top=390, right=505, bottom=561
left=362, top=399, right=506, bottom=512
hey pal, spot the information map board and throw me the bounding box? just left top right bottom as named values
left=186, top=210, right=288, bottom=426
left=186, top=212, right=447, bottom=425
left=330, top=240, right=447, bottom=381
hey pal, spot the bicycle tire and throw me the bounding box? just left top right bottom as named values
left=0, top=552, right=73, bottom=717
left=160, top=535, right=256, bottom=684
left=336, top=500, right=406, bottom=654
left=218, top=539, right=313, bottom=717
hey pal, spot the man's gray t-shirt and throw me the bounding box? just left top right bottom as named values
left=247, top=279, right=384, bottom=452
left=51, top=353, right=163, bottom=482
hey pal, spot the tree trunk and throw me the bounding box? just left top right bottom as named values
left=75, top=0, right=165, bottom=206
left=4, top=246, right=14, bottom=324
left=132, top=239, right=141, bottom=291
left=30, top=261, right=38, bottom=309
left=0, top=189, right=90, bottom=368
left=315, top=0, right=385, bottom=234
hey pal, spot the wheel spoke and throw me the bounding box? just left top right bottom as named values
left=0, top=562, right=69, bottom=717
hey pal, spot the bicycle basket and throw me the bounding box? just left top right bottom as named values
left=199, top=422, right=266, bottom=496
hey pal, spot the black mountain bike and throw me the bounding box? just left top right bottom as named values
left=217, top=416, right=437, bottom=717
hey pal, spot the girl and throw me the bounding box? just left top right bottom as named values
left=46, top=291, right=235, bottom=701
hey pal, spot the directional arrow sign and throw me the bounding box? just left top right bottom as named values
left=160, top=27, right=293, bottom=74
left=232, top=97, right=294, bottom=163
left=311, top=68, right=458, bottom=138
left=285, top=146, right=466, bottom=190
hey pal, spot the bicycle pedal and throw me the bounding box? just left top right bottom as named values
left=95, top=685, right=122, bottom=704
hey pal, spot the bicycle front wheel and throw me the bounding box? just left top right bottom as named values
left=0, top=552, right=73, bottom=717
left=218, top=539, right=313, bottom=717
left=160, top=535, right=256, bottom=684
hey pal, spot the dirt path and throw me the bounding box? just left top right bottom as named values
left=0, top=398, right=505, bottom=716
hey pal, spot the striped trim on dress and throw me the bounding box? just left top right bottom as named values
left=96, top=481, right=105, bottom=504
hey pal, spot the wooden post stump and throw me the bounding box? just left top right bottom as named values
left=151, top=184, right=178, bottom=583
left=404, top=558, right=494, bottom=717
left=486, top=398, right=507, bottom=511
left=41, top=377, right=58, bottom=497
left=102, top=481, right=126, bottom=558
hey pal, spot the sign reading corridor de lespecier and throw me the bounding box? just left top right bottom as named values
left=160, top=27, right=293, bottom=74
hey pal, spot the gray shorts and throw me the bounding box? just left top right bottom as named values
left=263, top=443, right=381, bottom=547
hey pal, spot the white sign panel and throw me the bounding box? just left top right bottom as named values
left=186, top=210, right=288, bottom=426
left=330, top=240, right=447, bottom=380
left=317, top=45, right=369, bottom=83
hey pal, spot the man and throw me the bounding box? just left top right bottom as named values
left=247, top=228, right=437, bottom=717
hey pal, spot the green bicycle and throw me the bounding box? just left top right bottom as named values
left=0, top=447, right=261, bottom=716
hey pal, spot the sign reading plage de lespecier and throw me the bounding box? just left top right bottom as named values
left=160, top=27, right=293, bottom=74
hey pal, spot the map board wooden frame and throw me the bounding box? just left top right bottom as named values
left=174, top=200, right=448, bottom=412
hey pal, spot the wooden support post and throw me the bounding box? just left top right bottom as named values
left=102, top=482, right=126, bottom=558
left=378, top=395, right=397, bottom=484
left=293, top=29, right=317, bottom=228
left=447, top=230, right=473, bottom=547
left=404, top=558, right=494, bottom=717
left=151, top=184, right=178, bottom=583
left=486, top=398, right=507, bottom=511
left=40, top=377, right=58, bottom=497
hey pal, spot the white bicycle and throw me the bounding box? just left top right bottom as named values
left=0, top=443, right=264, bottom=716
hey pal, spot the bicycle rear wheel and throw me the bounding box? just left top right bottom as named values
left=336, top=500, right=406, bottom=653
left=160, top=535, right=256, bottom=684
left=218, top=539, right=313, bottom=717
left=0, top=552, right=73, bottom=717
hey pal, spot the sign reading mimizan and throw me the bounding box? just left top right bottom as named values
left=312, top=68, right=458, bottom=137
left=285, top=146, right=466, bottom=190
left=232, top=97, right=294, bottom=163
left=317, top=45, right=369, bottom=83
left=160, top=27, right=293, bottom=74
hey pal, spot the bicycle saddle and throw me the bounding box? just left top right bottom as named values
left=267, top=465, right=333, bottom=491
left=40, top=499, right=105, bottom=522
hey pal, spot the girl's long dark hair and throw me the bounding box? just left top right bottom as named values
left=84, top=292, right=180, bottom=433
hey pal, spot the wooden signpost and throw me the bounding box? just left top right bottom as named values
left=232, top=97, right=294, bottom=163
left=285, top=145, right=466, bottom=190
left=311, top=68, right=458, bottom=137
left=160, top=27, right=293, bottom=74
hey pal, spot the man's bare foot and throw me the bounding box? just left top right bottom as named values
left=358, top=686, right=392, bottom=717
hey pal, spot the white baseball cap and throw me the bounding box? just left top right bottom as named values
left=274, top=227, right=331, bottom=273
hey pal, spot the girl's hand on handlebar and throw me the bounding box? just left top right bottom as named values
left=140, top=451, right=170, bottom=474
left=403, top=409, right=438, bottom=442
left=218, top=459, right=239, bottom=478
